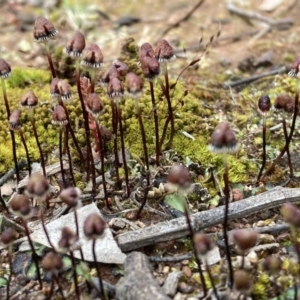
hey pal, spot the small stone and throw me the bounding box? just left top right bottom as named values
left=162, top=266, right=170, bottom=274
left=258, top=234, right=275, bottom=244
left=276, top=232, right=290, bottom=243
left=156, top=276, right=165, bottom=286
left=232, top=188, right=243, bottom=201
left=182, top=266, right=192, bottom=277
left=163, top=271, right=182, bottom=297
left=174, top=292, right=186, bottom=300
left=178, top=282, right=194, bottom=294
left=181, top=260, right=189, bottom=266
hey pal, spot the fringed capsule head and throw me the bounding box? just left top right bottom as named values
left=155, top=39, right=176, bottom=63
left=232, top=229, right=258, bottom=253
left=139, top=42, right=155, bottom=61
left=193, top=233, right=215, bottom=256
left=81, top=43, right=104, bottom=69
left=288, top=58, right=300, bottom=77
left=101, top=65, right=119, bottom=85
left=167, top=164, right=190, bottom=189
left=57, top=80, right=72, bottom=101
left=9, top=194, right=32, bottom=218
left=140, top=56, right=160, bottom=81
left=208, top=122, right=239, bottom=154
left=9, top=109, right=21, bottom=131
left=59, top=187, right=81, bottom=207
left=33, top=16, right=58, bottom=42
left=257, top=94, right=271, bottom=116
left=125, top=72, right=143, bottom=98
left=52, top=104, right=68, bottom=126
left=107, top=76, right=124, bottom=100
left=86, top=93, right=105, bottom=117
left=21, top=90, right=38, bottom=108
left=26, top=173, right=50, bottom=198
left=0, top=58, right=11, bottom=79
left=113, top=60, right=129, bottom=77
left=42, top=251, right=63, bottom=272
left=83, top=213, right=106, bottom=239
left=64, top=31, right=86, bottom=57
left=58, top=227, right=79, bottom=251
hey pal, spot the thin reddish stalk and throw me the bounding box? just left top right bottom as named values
left=30, top=116, right=46, bottom=176
left=256, top=116, right=266, bottom=182
left=65, top=128, right=76, bottom=186
left=1, top=78, right=20, bottom=182
left=45, top=43, right=56, bottom=78
left=95, top=120, right=109, bottom=207
left=116, top=102, right=130, bottom=197
left=75, top=62, right=96, bottom=192
left=73, top=208, right=84, bottom=261
left=282, top=118, right=293, bottom=177
left=59, top=127, right=67, bottom=188
left=149, top=81, right=160, bottom=166
left=265, top=92, right=299, bottom=175
left=110, top=100, right=120, bottom=186
left=70, top=250, right=80, bottom=300
left=19, top=129, right=31, bottom=175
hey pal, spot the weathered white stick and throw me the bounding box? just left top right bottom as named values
left=117, top=186, right=300, bottom=251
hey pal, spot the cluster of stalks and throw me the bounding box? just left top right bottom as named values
left=2, top=174, right=109, bottom=299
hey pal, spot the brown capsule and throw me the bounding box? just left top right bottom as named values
left=209, top=122, right=239, bottom=154
left=140, top=56, right=160, bottom=80
left=281, top=203, right=300, bottom=227
left=107, top=77, right=124, bottom=99
left=1, top=228, right=18, bottom=245
left=193, top=233, right=214, bottom=256
left=9, top=110, right=21, bottom=131
left=155, top=39, right=176, bottom=63
left=101, top=65, right=120, bottom=85
left=52, top=105, right=68, bottom=126
left=42, top=251, right=63, bottom=272
left=59, top=187, right=81, bottom=207
left=125, top=72, right=143, bottom=98
left=274, top=93, right=293, bottom=111
left=26, top=173, right=50, bottom=197
left=139, top=43, right=155, bottom=61
left=0, top=58, right=11, bottom=79
left=86, top=93, right=105, bottom=117
left=10, top=194, right=31, bottom=217
left=21, top=90, right=38, bottom=108
left=113, top=60, right=129, bottom=77
left=83, top=213, right=106, bottom=239
left=258, top=94, right=271, bottom=115
left=262, top=256, right=281, bottom=273
left=234, top=270, right=252, bottom=293
left=57, top=80, right=72, bottom=101
left=288, top=58, right=300, bottom=77
left=33, top=16, right=58, bottom=42
left=284, top=97, right=295, bottom=114
left=167, top=164, right=190, bottom=188
left=65, top=31, right=85, bottom=57
left=232, top=229, right=258, bottom=252
left=50, top=77, right=60, bottom=98
left=58, top=227, right=78, bottom=250
left=81, top=43, right=104, bottom=69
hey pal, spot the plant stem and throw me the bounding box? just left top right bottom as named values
left=149, top=80, right=160, bottom=166
left=6, top=245, right=12, bottom=300
left=59, top=127, right=67, bottom=188
left=53, top=272, right=66, bottom=300
left=23, top=219, right=43, bottom=289
left=19, top=129, right=31, bottom=175
left=95, top=120, right=109, bottom=207
left=282, top=118, right=293, bottom=177
left=1, top=78, right=20, bottom=183
left=110, top=99, right=120, bottom=186
left=160, top=63, right=175, bottom=150
left=44, top=43, right=56, bottom=78
left=223, top=154, right=234, bottom=288
left=65, top=128, right=76, bottom=186
left=264, top=92, right=299, bottom=176
left=75, top=61, right=96, bottom=193
left=29, top=111, right=46, bottom=176
left=70, top=250, right=80, bottom=300
left=116, top=102, right=130, bottom=197
left=39, top=208, right=56, bottom=251
left=73, top=208, right=84, bottom=261
left=134, top=98, right=150, bottom=219
left=92, top=239, right=107, bottom=300
left=90, top=69, right=96, bottom=93
left=257, top=116, right=266, bottom=182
